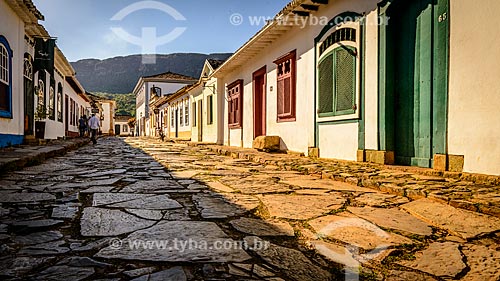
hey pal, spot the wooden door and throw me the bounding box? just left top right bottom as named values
left=253, top=66, right=266, bottom=138
left=390, top=0, right=434, bottom=167
left=198, top=100, right=203, bottom=141
left=175, top=109, right=179, bottom=138
left=115, top=124, right=121, bottom=136
left=64, top=95, right=69, bottom=134
left=24, top=74, right=34, bottom=136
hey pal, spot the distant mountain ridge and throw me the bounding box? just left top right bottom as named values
left=71, top=53, right=232, bottom=94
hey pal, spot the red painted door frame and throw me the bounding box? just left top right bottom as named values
left=253, top=66, right=267, bottom=139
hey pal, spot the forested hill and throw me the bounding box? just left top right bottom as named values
left=71, top=53, right=232, bottom=94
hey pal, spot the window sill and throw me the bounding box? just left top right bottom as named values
left=228, top=124, right=242, bottom=129
left=317, top=111, right=359, bottom=123
left=0, top=110, right=12, bottom=119
left=277, top=116, right=296, bottom=123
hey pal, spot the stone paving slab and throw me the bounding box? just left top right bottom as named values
left=347, top=206, right=433, bottom=236
left=258, top=194, right=346, bottom=220
left=309, top=215, right=413, bottom=251
left=193, top=193, right=260, bottom=219
left=0, top=138, right=89, bottom=175
left=399, top=242, right=466, bottom=278
left=1, top=137, right=498, bottom=280
left=80, top=207, right=156, bottom=236
left=95, top=221, right=252, bottom=263
left=461, top=244, right=500, bottom=280
left=230, top=217, right=295, bottom=236
left=401, top=199, right=500, bottom=239
left=193, top=142, right=500, bottom=217
left=244, top=236, right=331, bottom=281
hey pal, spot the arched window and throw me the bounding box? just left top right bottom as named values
left=37, top=80, right=45, bottom=119
left=24, top=57, right=33, bottom=81
left=49, top=85, right=55, bottom=120
left=0, top=36, right=12, bottom=118
left=57, top=83, right=63, bottom=122
left=317, top=22, right=360, bottom=120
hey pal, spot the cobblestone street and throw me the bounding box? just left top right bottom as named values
left=1, top=137, right=499, bottom=280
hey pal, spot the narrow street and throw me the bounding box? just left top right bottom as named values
left=0, top=137, right=499, bottom=280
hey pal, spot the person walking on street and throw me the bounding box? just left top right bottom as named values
left=88, top=114, right=100, bottom=145
left=78, top=115, right=87, bottom=138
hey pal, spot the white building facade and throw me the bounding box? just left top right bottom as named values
left=212, top=0, right=500, bottom=175
left=133, top=72, right=197, bottom=137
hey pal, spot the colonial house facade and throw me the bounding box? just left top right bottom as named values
left=133, top=71, right=197, bottom=137
left=166, top=84, right=199, bottom=141
left=149, top=94, right=168, bottom=138
left=115, top=114, right=133, bottom=137
left=0, top=0, right=44, bottom=147
left=190, top=59, right=226, bottom=144
left=0, top=0, right=95, bottom=146
left=208, top=0, right=500, bottom=176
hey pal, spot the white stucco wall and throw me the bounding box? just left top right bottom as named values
left=168, top=93, right=191, bottom=139
left=192, top=78, right=220, bottom=143
left=0, top=0, right=25, bottom=139
left=318, top=123, right=359, bottom=160
left=448, top=0, right=500, bottom=175
left=63, top=81, right=90, bottom=135
left=101, top=101, right=115, bottom=135
left=364, top=10, right=380, bottom=150
left=115, top=121, right=131, bottom=136
left=219, top=0, right=378, bottom=156
left=43, top=71, right=65, bottom=140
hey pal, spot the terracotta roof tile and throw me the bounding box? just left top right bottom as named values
left=143, top=71, right=197, bottom=81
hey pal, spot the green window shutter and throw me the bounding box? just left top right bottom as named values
left=318, top=53, right=333, bottom=114
left=334, top=47, right=356, bottom=115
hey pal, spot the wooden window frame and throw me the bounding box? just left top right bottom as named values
left=170, top=107, right=175, bottom=127
left=318, top=46, right=357, bottom=118
left=192, top=102, right=197, bottom=127
left=184, top=102, right=189, bottom=126
left=227, top=79, right=243, bottom=129
left=179, top=104, right=183, bottom=127
left=207, top=95, right=214, bottom=125
left=0, top=38, right=12, bottom=118
left=274, top=50, right=296, bottom=122
left=57, top=83, right=63, bottom=122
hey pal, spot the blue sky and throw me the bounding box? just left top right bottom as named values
left=32, top=0, right=290, bottom=62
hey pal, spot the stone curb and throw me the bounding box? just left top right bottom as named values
left=0, top=138, right=90, bottom=175
left=185, top=143, right=500, bottom=218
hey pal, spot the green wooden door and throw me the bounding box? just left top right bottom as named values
left=390, top=0, right=434, bottom=167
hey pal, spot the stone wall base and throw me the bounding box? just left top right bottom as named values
left=308, top=147, right=320, bottom=158
left=358, top=150, right=395, bottom=165
left=434, top=154, right=464, bottom=172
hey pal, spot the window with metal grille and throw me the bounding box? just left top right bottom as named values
left=57, top=83, right=63, bottom=122
left=49, top=86, right=55, bottom=120
left=207, top=95, right=213, bottom=125
left=0, top=39, right=11, bottom=116
left=317, top=46, right=356, bottom=117
left=319, top=28, right=356, bottom=56
left=24, top=58, right=33, bottom=80
left=227, top=80, right=243, bottom=128
left=37, top=79, right=45, bottom=110
left=274, top=50, right=296, bottom=122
